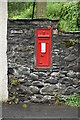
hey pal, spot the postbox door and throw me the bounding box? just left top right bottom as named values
left=36, top=28, right=51, bottom=68
left=38, top=42, right=49, bottom=66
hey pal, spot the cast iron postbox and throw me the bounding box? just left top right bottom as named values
left=35, top=28, right=51, bottom=68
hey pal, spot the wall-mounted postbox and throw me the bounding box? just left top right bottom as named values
left=35, top=28, right=51, bottom=68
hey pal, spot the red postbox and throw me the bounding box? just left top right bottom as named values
left=35, top=28, right=51, bottom=68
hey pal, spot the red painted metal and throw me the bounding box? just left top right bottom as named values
left=36, top=28, right=51, bottom=68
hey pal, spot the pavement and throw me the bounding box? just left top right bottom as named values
left=2, top=103, right=80, bottom=120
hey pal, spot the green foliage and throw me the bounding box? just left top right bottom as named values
left=46, top=2, right=62, bottom=19
left=8, top=2, right=79, bottom=31
left=59, top=2, right=78, bottom=31
left=46, top=2, right=78, bottom=31
left=55, top=93, right=80, bottom=107
left=10, top=76, right=20, bottom=86
left=8, top=2, right=33, bottom=18
left=13, top=5, right=33, bottom=19
left=77, top=1, right=80, bottom=30
left=66, top=93, right=80, bottom=106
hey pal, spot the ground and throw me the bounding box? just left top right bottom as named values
left=2, top=103, right=80, bottom=120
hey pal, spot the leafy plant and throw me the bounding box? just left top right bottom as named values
left=55, top=93, right=80, bottom=106
left=77, top=1, right=80, bottom=30
left=66, top=93, right=80, bottom=106
left=8, top=2, right=33, bottom=18
left=8, top=2, right=79, bottom=31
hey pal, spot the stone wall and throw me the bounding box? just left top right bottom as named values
left=7, top=19, right=80, bottom=104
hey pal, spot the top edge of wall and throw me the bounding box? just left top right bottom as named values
left=8, top=18, right=59, bottom=22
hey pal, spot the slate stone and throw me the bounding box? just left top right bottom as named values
left=59, top=74, right=66, bottom=78
left=29, top=86, right=39, bottom=94
left=41, top=95, right=50, bottom=103
left=24, top=80, right=31, bottom=86
left=63, top=86, right=76, bottom=95
left=77, top=57, right=80, bottom=63
left=30, top=94, right=43, bottom=103
left=19, top=79, right=25, bottom=83
left=64, top=54, right=76, bottom=62
left=67, top=70, right=76, bottom=78
left=76, top=72, right=80, bottom=79
left=76, top=86, right=80, bottom=94
left=72, top=78, right=79, bottom=85
left=38, top=72, right=47, bottom=77
left=60, top=71, right=68, bottom=74
left=30, top=96, right=40, bottom=103
left=32, top=81, right=44, bottom=87
left=40, top=85, right=58, bottom=95
left=23, top=70, right=30, bottom=75
left=73, top=64, right=80, bottom=72
left=19, top=85, right=32, bottom=95
left=30, top=73, right=38, bottom=80
left=23, top=100, right=30, bottom=103
left=34, top=94, right=43, bottom=99
left=45, top=77, right=58, bottom=84
left=51, top=72, right=60, bottom=77
left=8, top=67, right=14, bottom=75
left=61, top=77, right=73, bottom=84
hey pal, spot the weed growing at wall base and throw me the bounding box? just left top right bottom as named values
left=55, top=93, right=80, bottom=107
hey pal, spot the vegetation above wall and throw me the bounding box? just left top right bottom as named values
left=8, top=2, right=80, bottom=31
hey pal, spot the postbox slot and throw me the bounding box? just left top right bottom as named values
left=38, top=35, right=50, bottom=38
left=41, top=43, right=46, bottom=53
